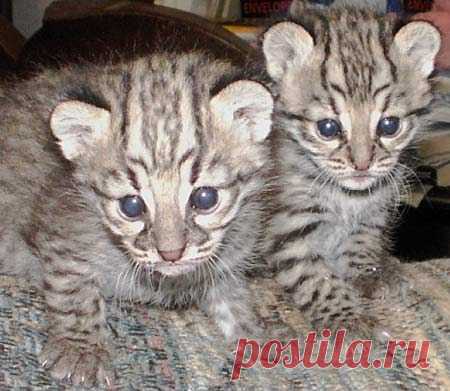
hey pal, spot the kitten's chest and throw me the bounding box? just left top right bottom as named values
left=324, top=191, right=382, bottom=231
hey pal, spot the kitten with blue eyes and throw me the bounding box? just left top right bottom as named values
left=0, top=53, right=273, bottom=386
left=262, top=7, right=441, bottom=336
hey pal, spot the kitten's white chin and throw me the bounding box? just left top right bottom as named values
left=339, top=176, right=377, bottom=191
left=154, top=260, right=202, bottom=276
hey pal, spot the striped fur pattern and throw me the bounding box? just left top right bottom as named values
left=262, top=8, right=441, bottom=336
left=291, top=0, right=388, bottom=13
left=0, top=53, right=273, bottom=386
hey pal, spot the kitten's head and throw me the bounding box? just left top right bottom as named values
left=50, top=55, right=273, bottom=276
left=263, top=10, right=441, bottom=191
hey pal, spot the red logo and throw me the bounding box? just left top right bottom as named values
left=231, top=329, right=431, bottom=380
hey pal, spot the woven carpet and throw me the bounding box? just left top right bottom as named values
left=0, top=259, right=448, bottom=390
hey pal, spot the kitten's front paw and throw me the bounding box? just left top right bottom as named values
left=311, top=292, right=393, bottom=343
left=216, top=310, right=263, bottom=343
left=352, top=261, right=403, bottom=300
left=40, top=337, right=115, bottom=387
left=209, top=299, right=262, bottom=343
left=313, top=311, right=391, bottom=343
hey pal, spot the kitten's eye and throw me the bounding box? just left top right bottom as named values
left=317, top=119, right=342, bottom=139
left=377, top=117, right=400, bottom=137
left=119, top=195, right=146, bottom=220
left=190, top=187, right=219, bottom=213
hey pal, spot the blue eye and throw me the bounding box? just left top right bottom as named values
left=377, top=117, right=400, bottom=137
left=190, top=187, right=219, bottom=213
left=119, top=195, right=146, bottom=220
left=317, top=119, right=342, bottom=139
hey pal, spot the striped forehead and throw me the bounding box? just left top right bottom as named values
left=123, top=67, right=199, bottom=171
left=324, top=16, right=394, bottom=101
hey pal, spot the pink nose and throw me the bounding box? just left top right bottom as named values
left=354, top=160, right=371, bottom=171
left=353, top=159, right=372, bottom=171
left=157, top=246, right=186, bottom=263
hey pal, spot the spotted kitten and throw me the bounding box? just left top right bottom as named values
left=262, top=8, right=440, bottom=336
left=0, top=53, right=273, bottom=385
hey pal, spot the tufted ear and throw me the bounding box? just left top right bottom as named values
left=210, top=80, right=273, bottom=143
left=263, top=21, right=315, bottom=81
left=393, top=21, right=441, bottom=77
left=50, top=100, right=111, bottom=161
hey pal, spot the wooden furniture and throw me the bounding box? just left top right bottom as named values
left=18, top=1, right=256, bottom=73
left=0, top=15, right=24, bottom=75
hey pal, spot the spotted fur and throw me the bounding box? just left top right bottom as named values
left=0, top=53, right=273, bottom=385
left=262, top=8, right=441, bottom=336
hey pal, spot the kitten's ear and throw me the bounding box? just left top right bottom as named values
left=210, top=80, right=273, bottom=143
left=289, top=0, right=306, bottom=17
left=50, top=100, right=111, bottom=160
left=263, top=22, right=314, bottom=81
left=393, top=21, right=441, bottom=77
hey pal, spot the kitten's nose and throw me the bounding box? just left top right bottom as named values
left=157, top=245, right=186, bottom=263
left=354, top=160, right=371, bottom=171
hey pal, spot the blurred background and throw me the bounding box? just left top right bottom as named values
left=5, top=0, right=436, bottom=38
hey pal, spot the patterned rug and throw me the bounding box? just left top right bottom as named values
left=0, top=259, right=448, bottom=390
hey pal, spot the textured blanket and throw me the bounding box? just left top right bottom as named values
left=0, top=259, right=448, bottom=390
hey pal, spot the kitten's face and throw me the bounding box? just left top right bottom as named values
left=95, top=138, right=260, bottom=277
left=278, top=69, right=430, bottom=192
left=264, top=13, right=441, bottom=191
left=50, top=57, right=273, bottom=276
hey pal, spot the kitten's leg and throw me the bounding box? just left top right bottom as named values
left=267, top=209, right=381, bottom=337
left=276, top=254, right=377, bottom=337
left=39, top=255, right=115, bottom=387
left=333, top=226, right=401, bottom=300
left=201, top=281, right=260, bottom=342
